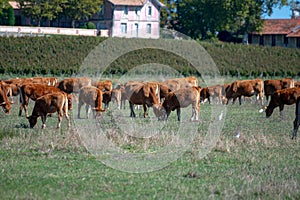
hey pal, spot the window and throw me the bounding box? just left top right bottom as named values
left=121, top=23, right=127, bottom=33
left=147, top=6, right=152, bottom=16
left=123, top=6, right=128, bottom=15
left=284, top=36, right=288, bottom=46
left=135, top=7, right=141, bottom=16
left=146, top=24, right=151, bottom=34
left=272, top=35, right=276, bottom=46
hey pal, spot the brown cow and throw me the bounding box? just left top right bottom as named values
left=293, top=97, right=300, bottom=139
left=264, top=78, right=295, bottom=102
left=56, top=77, right=92, bottom=94
left=125, top=81, right=160, bottom=118
left=161, top=76, right=199, bottom=92
left=27, top=92, right=70, bottom=129
left=111, top=84, right=127, bottom=110
left=200, top=84, right=225, bottom=104
left=265, top=87, right=300, bottom=118
left=0, top=84, right=12, bottom=114
left=19, top=84, right=72, bottom=117
left=153, top=86, right=201, bottom=121
left=78, top=86, right=106, bottom=119
left=225, top=79, right=264, bottom=105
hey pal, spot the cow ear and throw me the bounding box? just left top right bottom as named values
left=143, top=84, right=150, bottom=98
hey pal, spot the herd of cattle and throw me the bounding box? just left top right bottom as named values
left=0, top=76, right=299, bottom=139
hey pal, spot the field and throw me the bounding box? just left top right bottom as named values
left=0, top=76, right=299, bottom=199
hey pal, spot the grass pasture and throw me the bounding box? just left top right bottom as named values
left=0, top=89, right=299, bottom=199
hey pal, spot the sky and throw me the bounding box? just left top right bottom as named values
left=263, top=5, right=292, bottom=19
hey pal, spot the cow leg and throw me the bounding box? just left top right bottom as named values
left=77, top=101, right=84, bottom=119
left=177, top=108, right=181, bottom=121
left=238, top=96, right=242, bottom=105
left=85, top=104, right=89, bottom=119
left=57, top=112, right=63, bottom=128
left=129, top=102, right=135, bottom=117
left=143, top=104, right=148, bottom=118
left=292, top=118, right=299, bottom=140
left=279, top=105, right=284, bottom=119
left=41, top=115, right=47, bottom=129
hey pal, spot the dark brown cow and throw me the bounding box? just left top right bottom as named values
left=264, top=78, right=295, bottom=102
left=0, top=84, right=12, bottom=114
left=125, top=81, right=160, bottom=118
left=19, top=84, right=72, bottom=117
left=27, top=92, right=70, bottom=129
left=293, top=97, right=300, bottom=139
left=92, top=80, right=113, bottom=92
left=56, top=77, right=92, bottom=94
left=225, top=79, right=264, bottom=105
left=200, top=84, right=225, bottom=104
left=265, top=87, right=300, bottom=118
left=78, top=86, right=106, bottom=119
left=153, top=86, right=201, bottom=121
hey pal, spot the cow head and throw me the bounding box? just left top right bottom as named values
left=27, top=115, right=38, bottom=128
left=265, top=106, right=273, bottom=118
left=152, top=104, right=167, bottom=121
left=0, top=101, right=12, bottom=114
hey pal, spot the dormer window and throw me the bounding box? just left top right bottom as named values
left=135, top=7, right=141, bottom=16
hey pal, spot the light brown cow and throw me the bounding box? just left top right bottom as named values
left=78, top=86, right=106, bottom=119
left=125, top=81, right=160, bottom=118
left=200, top=84, right=225, bottom=104
left=0, top=83, right=12, bottom=114
left=264, top=78, right=295, bottom=102
left=153, top=86, right=201, bottom=121
left=92, top=80, right=113, bottom=92
left=293, top=97, right=300, bottom=139
left=111, top=84, right=126, bottom=110
left=27, top=92, right=70, bottom=129
left=225, top=79, right=264, bottom=105
left=19, top=84, right=72, bottom=117
left=161, top=76, right=199, bottom=92
left=56, top=77, right=92, bottom=94
left=265, top=87, right=300, bottom=118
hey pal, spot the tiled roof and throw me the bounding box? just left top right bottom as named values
left=108, top=0, right=165, bottom=7
left=287, top=26, right=300, bottom=37
left=108, top=0, right=146, bottom=6
left=9, top=1, right=20, bottom=9
left=259, top=19, right=300, bottom=35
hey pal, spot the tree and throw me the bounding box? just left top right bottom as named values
left=62, top=0, right=103, bottom=28
left=0, top=0, right=9, bottom=15
left=17, top=0, right=65, bottom=26
left=169, top=0, right=293, bottom=40
left=0, top=3, right=15, bottom=25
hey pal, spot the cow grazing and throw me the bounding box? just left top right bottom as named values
left=293, top=97, right=300, bottom=139
left=264, top=78, right=295, bottom=102
left=200, top=84, right=225, bottom=104
left=265, top=87, right=300, bottom=118
left=153, top=86, right=201, bottom=121
left=125, top=81, right=160, bottom=118
left=78, top=86, right=106, bottom=119
left=56, top=77, right=92, bottom=94
left=225, top=79, right=264, bottom=105
left=27, top=92, right=70, bottom=129
left=0, top=84, right=12, bottom=114
left=19, top=84, right=72, bottom=117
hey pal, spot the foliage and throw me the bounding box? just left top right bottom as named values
left=0, top=0, right=9, bottom=15
left=62, top=0, right=103, bottom=28
left=0, top=4, right=15, bottom=26
left=87, top=22, right=96, bottom=29
left=0, top=36, right=299, bottom=77
left=168, top=0, right=293, bottom=40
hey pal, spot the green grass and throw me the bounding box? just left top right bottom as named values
left=0, top=91, right=299, bottom=199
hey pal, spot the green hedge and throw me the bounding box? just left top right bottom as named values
left=0, top=36, right=299, bottom=77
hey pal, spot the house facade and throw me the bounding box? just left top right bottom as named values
left=248, top=19, right=300, bottom=48
left=7, top=0, right=165, bottom=38
left=97, top=0, right=165, bottom=38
